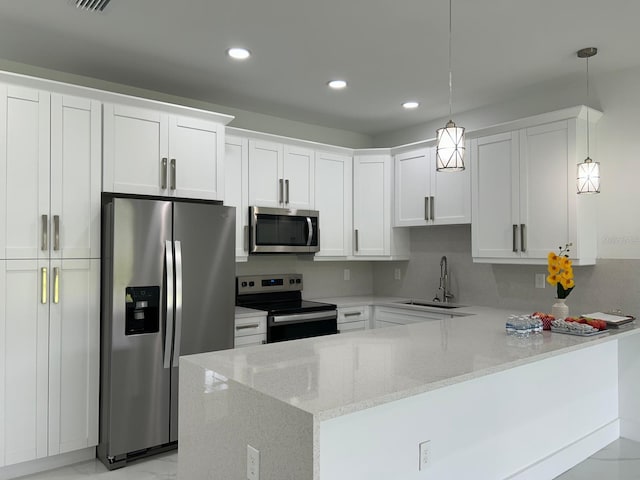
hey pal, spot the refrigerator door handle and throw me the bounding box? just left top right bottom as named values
left=172, top=240, right=183, bottom=368
left=164, top=240, right=175, bottom=369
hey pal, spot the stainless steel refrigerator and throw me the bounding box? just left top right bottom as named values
left=97, top=194, right=235, bottom=469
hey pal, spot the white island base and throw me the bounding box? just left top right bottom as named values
left=178, top=309, right=640, bottom=480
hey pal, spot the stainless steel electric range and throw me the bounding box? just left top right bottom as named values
left=235, top=274, right=338, bottom=343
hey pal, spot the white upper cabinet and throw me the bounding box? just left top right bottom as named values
left=51, top=95, right=102, bottom=259
left=353, top=152, right=409, bottom=259
left=247, top=139, right=314, bottom=209
left=394, top=145, right=470, bottom=227
left=314, top=151, right=352, bottom=258
left=103, top=103, right=225, bottom=200
left=471, top=108, right=600, bottom=265
left=0, top=86, right=100, bottom=260
left=225, top=135, right=249, bottom=261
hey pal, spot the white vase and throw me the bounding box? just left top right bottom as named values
left=552, top=299, right=569, bottom=320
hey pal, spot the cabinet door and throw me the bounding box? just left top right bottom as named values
left=168, top=115, right=224, bottom=200
left=248, top=139, right=283, bottom=207
left=471, top=132, right=520, bottom=259
left=50, top=95, right=101, bottom=259
left=48, top=259, right=99, bottom=455
left=0, top=260, right=49, bottom=466
left=394, top=148, right=430, bottom=226
left=315, top=151, right=352, bottom=257
left=283, top=145, right=314, bottom=209
left=103, top=103, right=168, bottom=196
left=0, top=85, right=50, bottom=260
left=353, top=154, right=390, bottom=256
left=225, top=135, right=249, bottom=260
left=433, top=142, right=471, bottom=225
left=519, top=121, right=571, bottom=259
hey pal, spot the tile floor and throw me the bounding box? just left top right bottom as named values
left=15, top=438, right=640, bottom=479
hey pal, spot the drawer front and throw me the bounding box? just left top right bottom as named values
left=338, top=320, right=367, bottom=332
left=338, top=305, right=369, bottom=324
left=234, top=315, right=267, bottom=337
left=234, top=334, right=266, bottom=348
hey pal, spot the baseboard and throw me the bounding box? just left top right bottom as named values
left=620, top=417, right=640, bottom=442
left=506, top=420, right=620, bottom=480
left=0, top=447, right=95, bottom=480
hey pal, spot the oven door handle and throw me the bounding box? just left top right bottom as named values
left=270, top=310, right=336, bottom=325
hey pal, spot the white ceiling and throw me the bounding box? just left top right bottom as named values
left=0, top=0, right=638, bottom=136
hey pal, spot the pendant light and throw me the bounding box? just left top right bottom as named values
left=436, top=0, right=465, bottom=172
left=576, top=47, right=600, bottom=194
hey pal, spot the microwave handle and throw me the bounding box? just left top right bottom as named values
left=306, top=216, right=314, bottom=246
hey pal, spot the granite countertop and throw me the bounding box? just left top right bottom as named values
left=189, top=303, right=640, bottom=422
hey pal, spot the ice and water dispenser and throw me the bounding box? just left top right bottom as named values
left=125, top=286, right=160, bottom=335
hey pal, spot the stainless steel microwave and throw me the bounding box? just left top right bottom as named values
left=249, top=206, right=320, bottom=254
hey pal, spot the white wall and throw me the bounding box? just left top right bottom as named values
left=373, top=65, right=640, bottom=317
left=0, top=58, right=373, bottom=149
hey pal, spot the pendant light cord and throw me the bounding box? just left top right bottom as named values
left=448, top=0, right=453, bottom=120
left=586, top=55, right=590, bottom=158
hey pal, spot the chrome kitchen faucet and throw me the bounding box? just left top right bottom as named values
left=434, top=255, right=454, bottom=303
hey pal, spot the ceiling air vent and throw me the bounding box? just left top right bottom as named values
left=75, top=0, right=111, bottom=12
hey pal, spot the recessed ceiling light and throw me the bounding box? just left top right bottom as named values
left=328, top=80, right=347, bottom=90
left=227, top=47, right=251, bottom=60
left=402, top=101, right=420, bottom=109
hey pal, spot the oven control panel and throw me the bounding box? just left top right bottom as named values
left=237, top=274, right=303, bottom=295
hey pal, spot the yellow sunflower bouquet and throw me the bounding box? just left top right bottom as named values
left=547, top=243, right=574, bottom=299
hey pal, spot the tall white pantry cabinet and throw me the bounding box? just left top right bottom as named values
left=0, top=84, right=101, bottom=467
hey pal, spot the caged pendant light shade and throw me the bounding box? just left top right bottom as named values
left=436, top=0, right=465, bottom=172
left=576, top=47, right=600, bottom=194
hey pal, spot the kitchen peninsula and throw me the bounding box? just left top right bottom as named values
left=178, top=305, right=640, bottom=480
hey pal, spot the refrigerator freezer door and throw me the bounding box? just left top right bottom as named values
left=101, top=197, right=173, bottom=462
left=169, top=201, right=235, bottom=442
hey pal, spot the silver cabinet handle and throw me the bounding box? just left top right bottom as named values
left=520, top=224, right=526, bottom=253
left=430, top=196, right=435, bottom=221
left=41, top=214, right=48, bottom=251
left=279, top=179, right=284, bottom=204
left=343, top=312, right=362, bottom=317
left=285, top=179, right=290, bottom=204
left=163, top=240, right=174, bottom=369
left=53, top=267, right=59, bottom=304
left=53, top=215, right=60, bottom=251
left=172, top=240, right=183, bottom=368
left=355, top=229, right=359, bottom=252
left=306, top=217, right=313, bottom=246
left=236, top=324, right=261, bottom=330
left=424, top=197, right=430, bottom=221
left=161, top=158, right=168, bottom=189
left=41, top=267, right=47, bottom=304
left=170, top=158, right=176, bottom=190
left=512, top=224, right=518, bottom=252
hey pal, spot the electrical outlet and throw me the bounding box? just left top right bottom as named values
left=419, top=440, right=431, bottom=471
left=247, top=444, right=260, bottom=480
left=535, top=273, right=546, bottom=289
left=394, top=268, right=401, bottom=280
left=344, top=268, right=351, bottom=281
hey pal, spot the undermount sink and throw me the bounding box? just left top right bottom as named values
left=396, top=300, right=461, bottom=309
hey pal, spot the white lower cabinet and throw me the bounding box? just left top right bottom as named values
left=0, top=259, right=99, bottom=466
left=337, top=305, right=369, bottom=332
left=234, top=312, right=267, bottom=348
left=373, top=306, right=450, bottom=328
